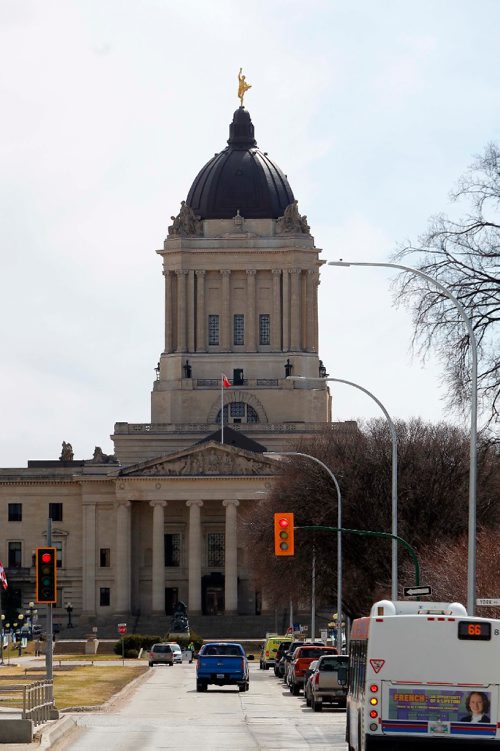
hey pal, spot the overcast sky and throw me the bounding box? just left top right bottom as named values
left=1, top=0, right=498, bottom=467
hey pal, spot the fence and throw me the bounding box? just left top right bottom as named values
left=22, top=680, right=54, bottom=726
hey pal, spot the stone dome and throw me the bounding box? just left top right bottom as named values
left=186, top=107, right=295, bottom=220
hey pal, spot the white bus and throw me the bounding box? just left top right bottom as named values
left=347, top=600, right=500, bottom=750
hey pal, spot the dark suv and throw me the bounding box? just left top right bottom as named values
left=274, top=641, right=295, bottom=677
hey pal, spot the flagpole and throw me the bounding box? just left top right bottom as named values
left=221, top=375, right=224, bottom=445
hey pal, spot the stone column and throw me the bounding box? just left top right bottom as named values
left=245, top=270, right=256, bottom=351
left=220, top=270, right=231, bottom=351
left=290, top=269, right=301, bottom=351
left=115, top=501, right=131, bottom=614
left=282, top=269, right=290, bottom=351
left=313, top=273, right=320, bottom=352
left=187, top=270, right=195, bottom=353
left=164, top=270, right=173, bottom=354
left=82, top=501, right=96, bottom=615
left=176, top=270, right=188, bottom=352
left=186, top=500, right=203, bottom=614
left=306, top=269, right=317, bottom=352
left=271, top=269, right=281, bottom=350
left=223, top=500, right=240, bottom=614
left=195, top=270, right=206, bottom=352
left=150, top=501, right=167, bottom=614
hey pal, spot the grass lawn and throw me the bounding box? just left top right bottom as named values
left=0, top=664, right=148, bottom=710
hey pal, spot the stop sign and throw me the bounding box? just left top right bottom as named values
left=118, top=623, right=127, bottom=635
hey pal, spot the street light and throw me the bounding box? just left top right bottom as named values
left=26, top=602, right=37, bottom=639
left=66, top=602, right=74, bottom=629
left=288, top=375, right=398, bottom=601
left=329, top=259, right=478, bottom=615
left=264, top=451, right=344, bottom=652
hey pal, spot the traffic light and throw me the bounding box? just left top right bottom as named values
left=274, top=513, right=294, bottom=556
left=35, top=547, right=57, bottom=604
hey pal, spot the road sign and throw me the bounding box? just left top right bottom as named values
left=117, top=623, right=127, bottom=634
left=476, top=598, right=500, bottom=606
left=404, top=585, right=432, bottom=597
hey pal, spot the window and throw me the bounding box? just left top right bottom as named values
left=233, top=314, right=245, bottom=345
left=217, top=402, right=259, bottom=424
left=208, top=314, right=220, bottom=345
left=259, top=314, right=270, bottom=345
left=207, top=532, right=225, bottom=567
left=49, top=503, right=63, bottom=522
left=8, top=541, right=22, bottom=568
left=100, top=588, right=110, bottom=607
left=164, top=534, right=181, bottom=567
left=54, top=541, right=63, bottom=568
left=100, top=548, right=111, bottom=567
left=8, top=503, right=22, bottom=522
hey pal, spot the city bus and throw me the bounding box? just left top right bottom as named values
left=347, top=599, right=500, bottom=749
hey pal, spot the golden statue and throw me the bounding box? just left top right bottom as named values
left=237, top=68, right=252, bottom=106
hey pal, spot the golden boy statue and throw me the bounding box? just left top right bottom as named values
left=238, top=68, right=252, bottom=106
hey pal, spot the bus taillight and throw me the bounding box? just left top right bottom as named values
left=370, top=683, right=378, bottom=693
left=370, top=709, right=378, bottom=719
left=370, top=697, right=378, bottom=706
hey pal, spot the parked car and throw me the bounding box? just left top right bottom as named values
left=307, top=654, right=349, bottom=711
left=260, top=634, right=293, bottom=670
left=303, top=659, right=320, bottom=705
left=148, top=643, right=174, bottom=667
left=274, top=641, right=295, bottom=677
left=282, top=641, right=324, bottom=685
left=196, top=642, right=252, bottom=692
left=289, top=645, right=338, bottom=696
left=167, top=642, right=183, bottom=663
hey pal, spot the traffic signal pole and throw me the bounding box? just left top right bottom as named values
left=46, top=518, right=53, bottom=683
left=296, top=525, right=421, bottom=587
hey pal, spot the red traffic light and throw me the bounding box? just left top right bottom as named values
left=274, top=513, right=295, bottom=556
left=41, top=553, right=52, bottom=563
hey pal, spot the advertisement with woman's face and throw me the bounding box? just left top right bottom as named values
left=388, top=689, right=492, bottom=724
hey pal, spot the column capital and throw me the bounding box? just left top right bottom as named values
left=290, top=268, right=302, bottom=275
left=246, top=269, right=256, bottom=276
left=149, top=500, right=167, bottom=508
left=176, top=269, right=189, bottom=276
left=220, top=269, right=231, bottom=277
left=272, top=268, right=282, bottom=276
left=115, top=500, right=131, bottom=509
left=195, top=269, right=206, bottom=277
left=186, top=500, right=204, bottom=508
left=223, top=499, right=240, bottom=508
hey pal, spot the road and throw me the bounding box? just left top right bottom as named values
left=54, top=662, right=348, bottom=750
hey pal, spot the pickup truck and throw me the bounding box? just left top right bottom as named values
left=306, top=654, right=349, bottom=711
left=196, top=642, right=250, bottom=692
left=289, top=645, right=338, bottom=695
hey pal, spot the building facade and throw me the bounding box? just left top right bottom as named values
left=0, top=105, right=349, bottom=630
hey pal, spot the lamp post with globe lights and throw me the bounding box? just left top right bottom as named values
left=66, top=602, right=74, bottom=629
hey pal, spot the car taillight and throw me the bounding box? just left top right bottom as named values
left=314, top=672, right=320, bottom=684
left=266, top=650, right=269, bottom=656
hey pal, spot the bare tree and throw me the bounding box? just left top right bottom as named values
left=393, top=142, right=500, bottom=430
left=243, top=420, right=500, bottom=618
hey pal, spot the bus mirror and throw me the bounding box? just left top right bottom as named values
left=337, top=666, right=348, bottom=686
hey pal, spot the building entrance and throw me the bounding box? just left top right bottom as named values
left=202, top=573, right=224, bottom=615
left=165, top=587, right=178, bottom=615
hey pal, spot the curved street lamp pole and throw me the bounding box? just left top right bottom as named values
left=289, top=376, right=398, bottom=601
left=264, top=451, right=343, bottom=652
left=328, top=260, right=478, bottom=615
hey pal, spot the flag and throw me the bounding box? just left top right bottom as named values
left=222, top=374, right=231, bottom=388
left=0, top=561, right=8, bottom=590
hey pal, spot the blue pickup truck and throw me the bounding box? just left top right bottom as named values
left=196, top=642, right=251, bottom=692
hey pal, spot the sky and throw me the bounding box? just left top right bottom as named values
left=1, top=0, right=498, bottom=467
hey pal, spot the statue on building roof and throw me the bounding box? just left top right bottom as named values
left=237, top=68, right=252, bottom=107
left=276, top=200, right=310, bottom=234
left=168, top=201, right=202, bottom=237
left=60, top=441, right=74, bottom=461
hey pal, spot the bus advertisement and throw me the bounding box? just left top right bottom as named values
left=347, top=600, right=500, bottom=749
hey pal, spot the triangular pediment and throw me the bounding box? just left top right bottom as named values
left=117, top=441, right=277, bottom=478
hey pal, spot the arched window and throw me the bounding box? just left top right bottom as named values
left=216, top=402, right=259, bottom=424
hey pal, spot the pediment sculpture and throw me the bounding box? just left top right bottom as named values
left=132, top=446, right=271, bottom=477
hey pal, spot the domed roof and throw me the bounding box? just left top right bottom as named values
left=186, top=108, right=295, bottom=220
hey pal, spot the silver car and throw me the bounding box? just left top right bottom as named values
left=148, top=643, right=174, bottom=666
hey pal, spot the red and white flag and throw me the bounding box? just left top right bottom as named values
left=0, top=560, right=8, bottom=590
left=222, top=374, right=231, bottom=388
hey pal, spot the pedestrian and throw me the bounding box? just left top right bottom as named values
left=187, top=641, right=195, bottom=664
